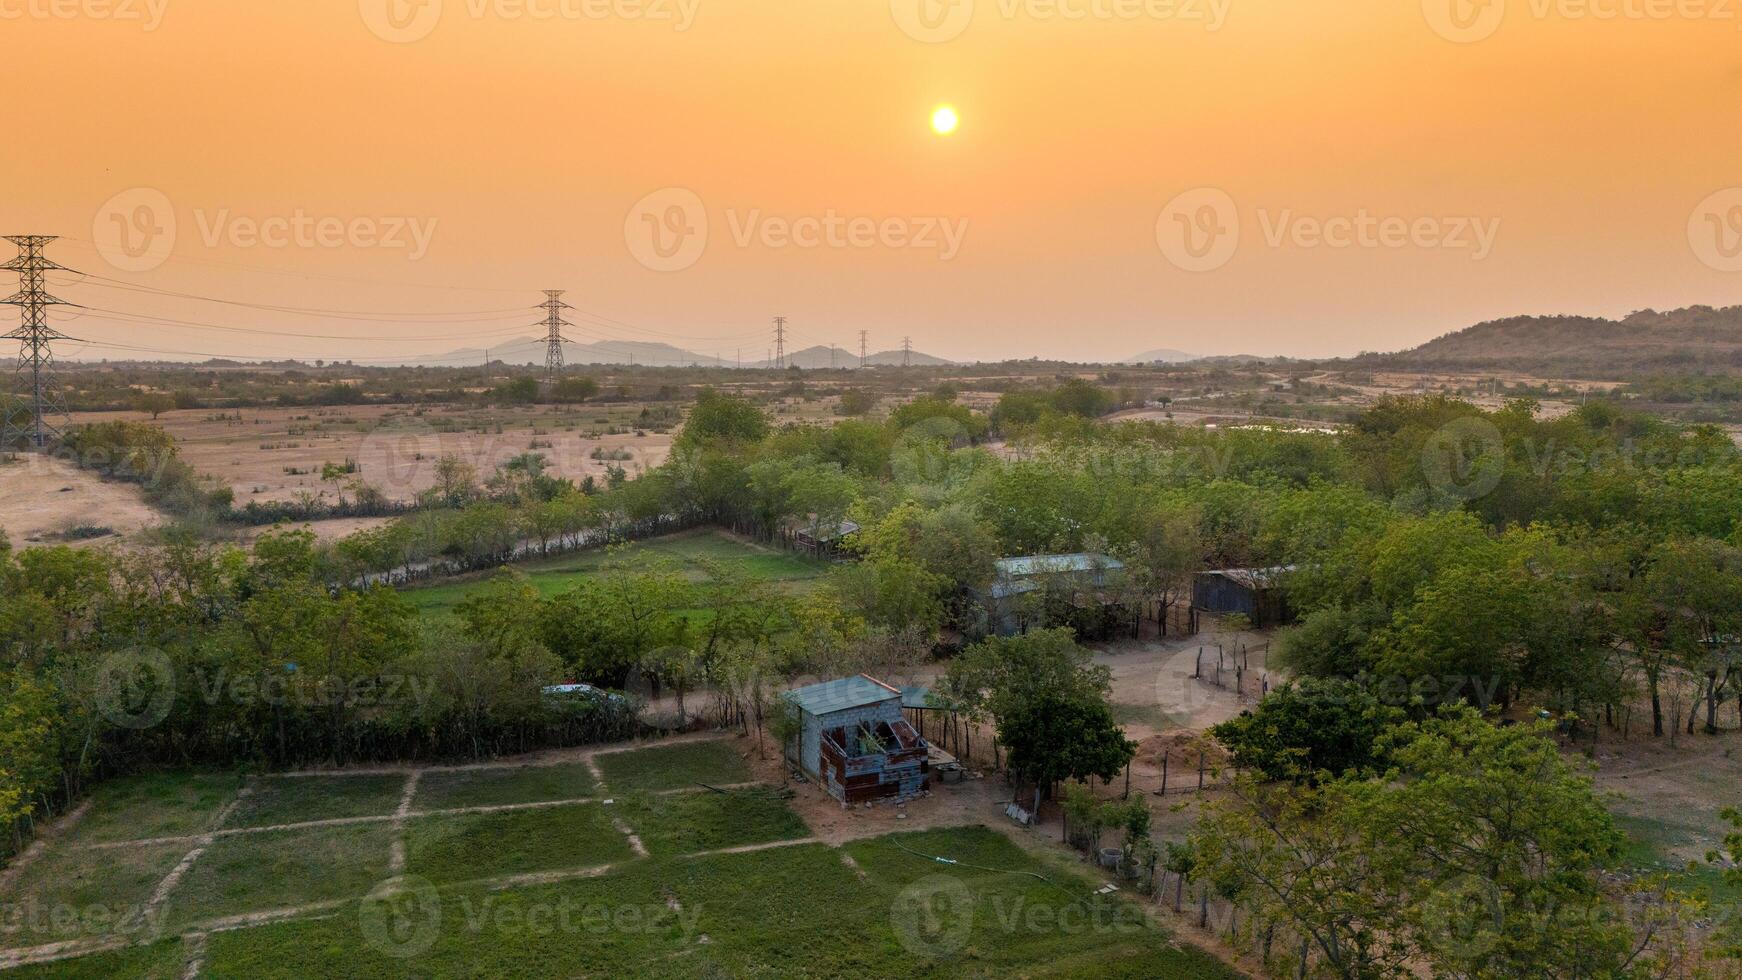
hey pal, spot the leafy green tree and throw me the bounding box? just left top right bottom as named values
left=837, top=389, right=877, bottom=416
left=1000, top=688, right=1134, bottom=811
left=1210, top=677, right=1404, bottom=784
left=680, top=389, right=770, bottom=447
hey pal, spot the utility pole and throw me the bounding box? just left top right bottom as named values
left=539, top=290, right=571, bottom=384
left=772, top=316, right=787, bottom=369
left=830, top=345, right=836, bottom=369
left=859, top=330, right=868, bottom=369
left=902, top=336, right=913, bottom=368
left=3, top=236, right=73, bottom=451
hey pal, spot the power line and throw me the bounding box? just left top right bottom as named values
left=3, top=236, right=73, bottom=450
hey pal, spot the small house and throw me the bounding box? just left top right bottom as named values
left=1192, top=566, right=1294, bottom=629
left=782, top=675, right=929, bottom=804
left=970, top=553, right=1127, bottom=637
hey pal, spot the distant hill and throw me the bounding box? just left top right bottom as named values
left=760, top=345, right=953, bottom=369
left=1380, top=306, right=1742, bottom=376
left=1122, top=348, right=1197, bottom=364
left=395, top=339, right=952, bottom=369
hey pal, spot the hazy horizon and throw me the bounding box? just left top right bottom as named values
left=11, top=1, right=1742, bottom=365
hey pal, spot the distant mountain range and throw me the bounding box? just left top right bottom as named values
left=389, top=337, right=954, bottom=369
left=1376, top=305, right=1742, bottom=376
left=1121, top=348, right=1198, bottom=364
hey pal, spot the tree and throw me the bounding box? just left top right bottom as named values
left=837, top=389, right=876, bottom=416
left=1210, top=677, right=1404, bottom=784
left=1194, top=709, right=1641, bottom=979
left=552, top=376, right=600, bottom=403
left=130, top=390, right=175, bottom=420
left=433, top=454, right=479, bottom=508
left=680, top=389, right=770, bottom=447
left=999, top=687, right=1135, bottom=810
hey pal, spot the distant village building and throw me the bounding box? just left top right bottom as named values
left=788, top=518, right=861, bottom=559
left=782, top=675, right=929, bottom=804
left=1192, top=566, right=1295, bottom=629
left=970, top=553, right=1127, bottom=637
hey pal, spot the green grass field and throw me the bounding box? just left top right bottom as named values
left=0, top=738, right=1235, bottom=978
left=400, top=528, right=827, bottom=620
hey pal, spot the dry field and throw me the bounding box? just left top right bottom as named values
left=67, top=403, right=677, bottom=506
left=0, top=453, right=162, bottom=547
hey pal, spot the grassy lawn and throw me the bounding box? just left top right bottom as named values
left=70, top=771, right=244, bottom=845
left=165, top=823, right=398, bottom=929
left=223, top=774, right=408, bottom=829
left=615, top=788, right=811, bottom=857
left=401, top=528, right=826, bottom=620
left=404, top=803, right=634, bottom=884
left=412, top=763, right=597, bottom=811
left=199, top=826, right=1236, bottom=978
left=1614, top=811, right=1742, bottom=910
left=595, top=739, right=752, bottom=794
left=0, top=841, right=187, bottom=949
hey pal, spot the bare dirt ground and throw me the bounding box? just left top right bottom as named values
left=0, top=453, right=162, bottom=547
left=68, top=403, right=676, bottom=506
left=1585, top=727, right=1742, bottom=865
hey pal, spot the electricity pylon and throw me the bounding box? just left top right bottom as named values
left=3, top=236, right=74, bottom=450
left=539, top=290, right=571, bottom=384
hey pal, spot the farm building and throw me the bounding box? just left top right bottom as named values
left=789, top=518, right=861, bottom=559
left=1192, top=566, right=1295, bottom=629
left=782, top=675, right=930, bottom=804
left=970, top=553, right=1127, bottom=637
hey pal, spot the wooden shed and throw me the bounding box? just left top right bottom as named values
left=1192, top=566, right=1295, bottom=629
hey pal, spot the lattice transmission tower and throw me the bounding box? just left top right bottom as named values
left=3, top=236, right=74, bottom=450
left=772, top=316, right=787, bottom=369
left=539, top=289, right=571, bottom=384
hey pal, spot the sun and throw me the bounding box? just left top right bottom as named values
left=931, top=105, right=959, bottom=136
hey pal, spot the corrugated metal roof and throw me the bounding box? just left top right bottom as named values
left=1202, top=565, right=1296, bottom=588
left=784, top=675, right=900, bottom=716
left=995, top=553, right=1125, bottom=577
left=898, top=685, right=934, bottom=710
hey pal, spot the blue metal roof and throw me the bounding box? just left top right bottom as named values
left=995, top=553, right=1124, bottom=577
left=784, top=676, right=900, bottom=716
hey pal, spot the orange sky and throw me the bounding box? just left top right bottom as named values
left=7, top=0, right=1742, bottom=364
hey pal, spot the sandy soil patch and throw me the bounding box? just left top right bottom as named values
left=0, top=453, right=162, bottom=546
left=68, top=403, right=676, bottom=506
